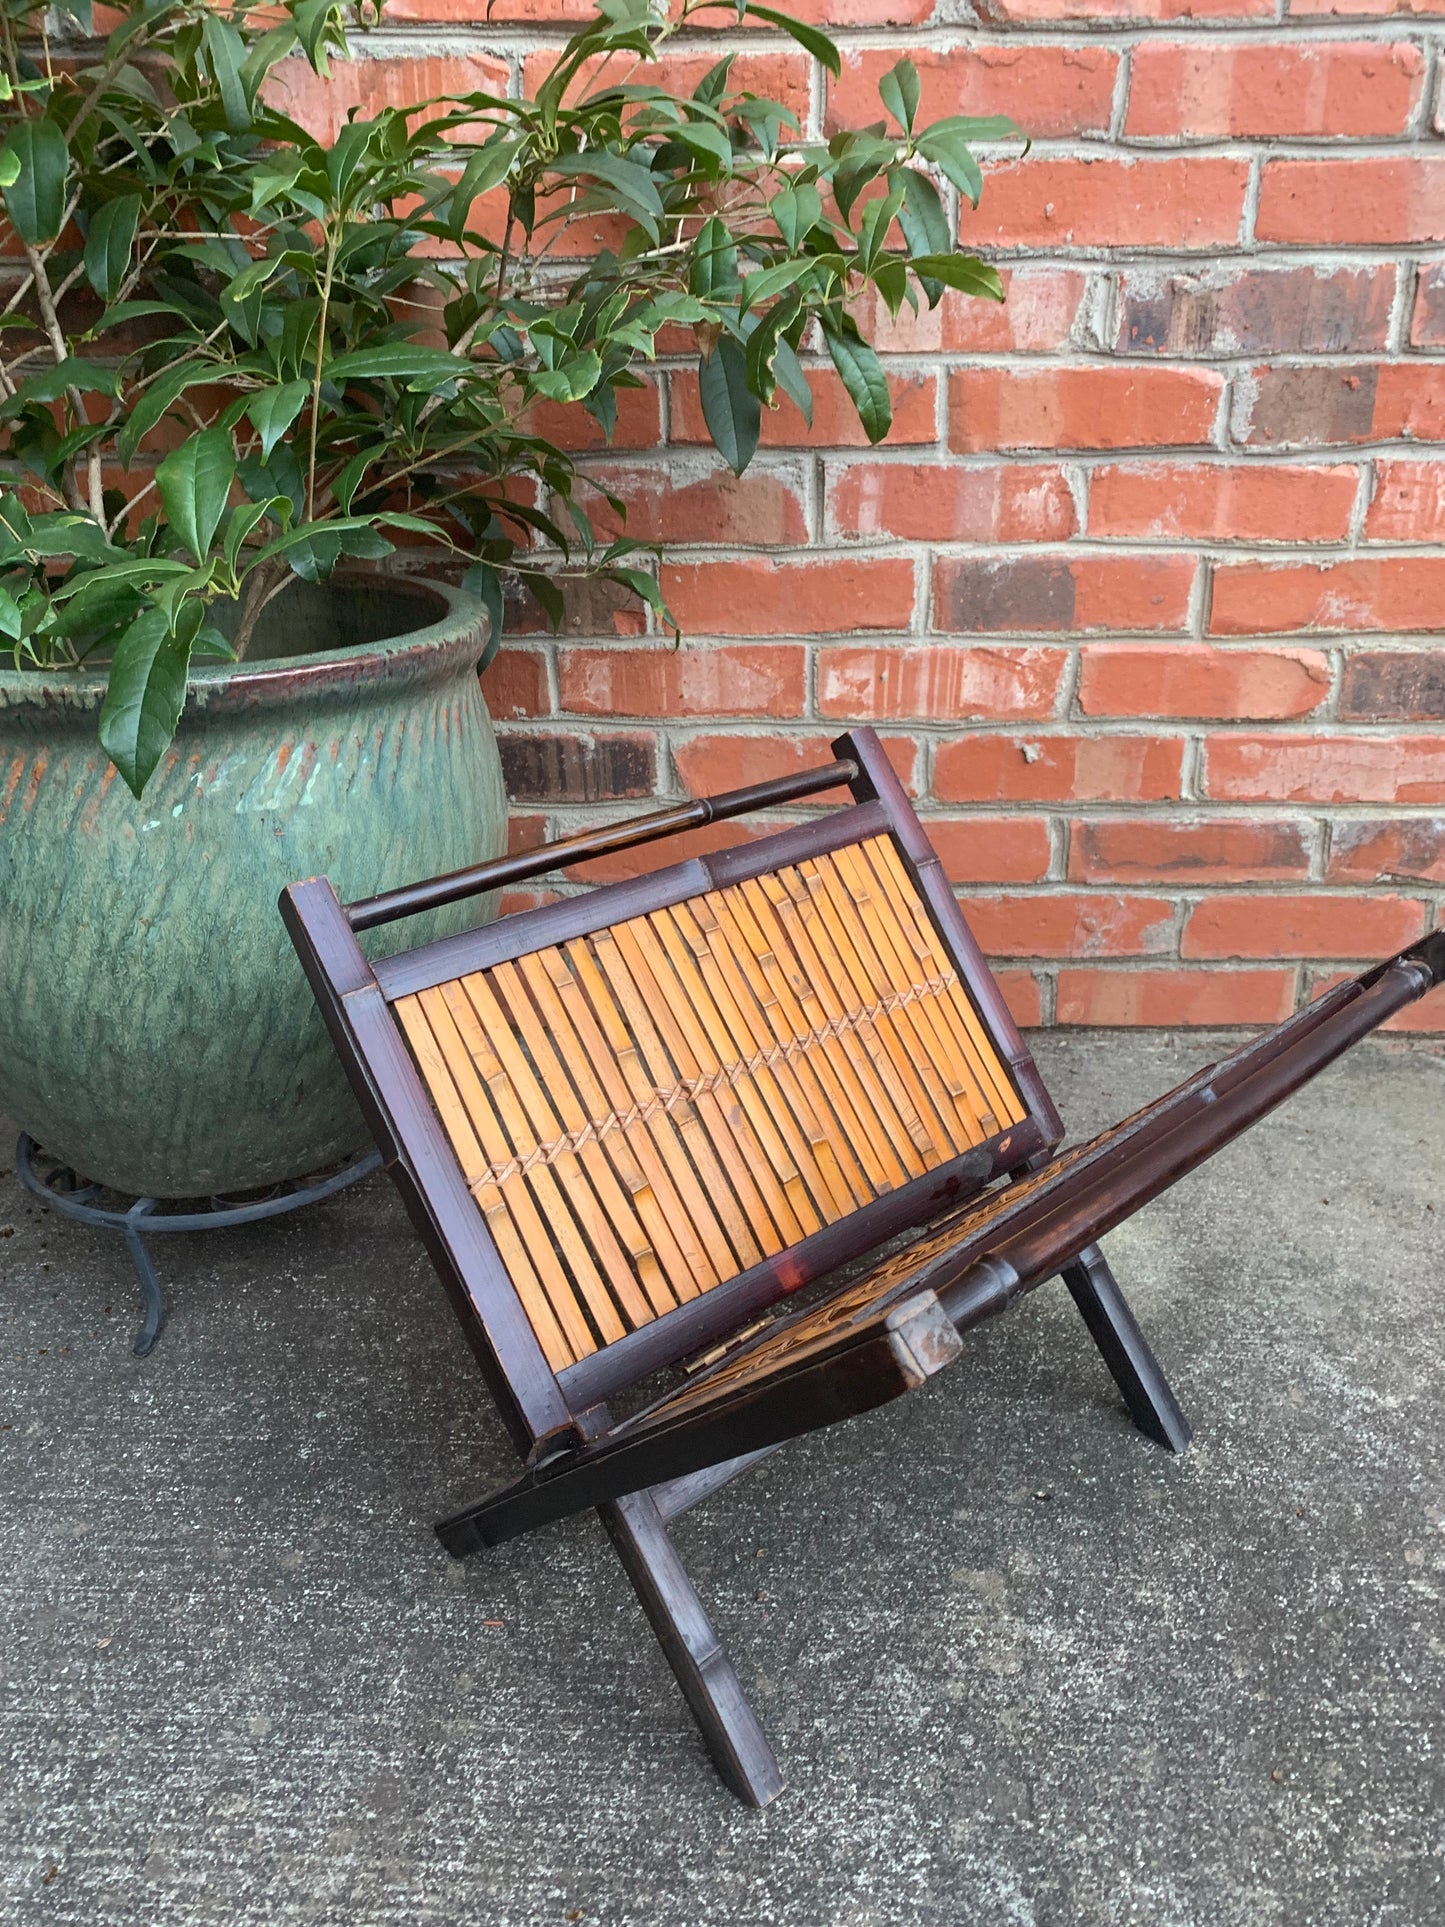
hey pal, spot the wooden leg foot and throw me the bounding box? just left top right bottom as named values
left=1061, top=1242, right=1192, bottom=1453
left=602, top=1489, right=784, bottom=1808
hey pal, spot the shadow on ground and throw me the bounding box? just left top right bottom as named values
left=1, top=1033, right=1443, bottom=1927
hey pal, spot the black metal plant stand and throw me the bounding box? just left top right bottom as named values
left=14, top=1136, right=383, bottom=1358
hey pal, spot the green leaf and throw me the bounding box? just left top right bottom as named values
left=447, top=138, right=517, bottom=239
left=0, top=494, right=35, bottom=557
left=0, top=585, right=23, bottom=639
left=670, top=120, right=733, bottom=171
left=697, top=335, right=759, bottom=477
left=740, top=256, right=824, bottom=317
left=642, top=291, right=712, bottom=329
left=743, top=5, right=840, bottom=79
left=688, top=214, right=738, bottom=301
left=91, top=299, right=193, bottom=333
left=156, top=428, right=235, bottom=565
left=0, top=149, right=18, bottom=190
left=284, top=527, right=395, bottom=583
left=327, top=344, right=463, bottom=383
left=252, top=516, right=390, bottom=573
left=240, top=21, right=304, bottom=105
left=98, top=606, right=192, bottom=798
left=223, top=254, right=288, bottom=309
left=745, top=291, right=801, bottom=408
left=461, top=560, right=504, bottom=673
left=294, top=0, right=344, bottom=75
left=14, top=510, right=117, bottom=562
left=245, top=381, right=309, bottom=462
left=53, top=557, right=191, bottom=605
left=897, top=167, right=951, bottom=259
left=520, top=569, right=564, bottom=630
left=54, top=419, right=110, bottom=469
left=2, top=118, right=69, bottom=245
left=1, top=358, right=118, bottom=418
left=871, top=257, right=908, bottom=318
left=325, top=119, right=377, bottom=205
left=223, top=496, right=286, bottom=574
left=550, top=152, right=664, bottom=239
left=607, top=565, right=674, bottom=635
left=916, top=126, right=983, bottom=207
left=220, top=272, right=272, bottom=350
left=202, top=12, right=251, bottom=133
left=331, top=444, right=382, bottom=515
left=247, top=153, right=313, bottom=218
left=691, top=54, right=735, bottom=111
left=552, top=150, right=662, bottom=212
left=507, top=179, right=536, bottom=242
left=906, top=253, right=1004, bottom=301
left=732, top=94, right=802, bottom=156
left=528, top=350, right=602, bottom=404
left=192, top=624, right=237, bottom=662
left=238, top=444, right=305, bottom=525
left=83, top=194, right=142, bottom=301
left=769, top=182, right=821, bottom=252
left=772, top=338, right=812, bottom=424
left=832, top=154, right=886, bottom=225
left=878, top=56, right=920, bottom=134
left=822, top=322, right=890, bottom=444
left=925, top=113, right=1020, bottom=143
left=117, top=367, right=222, bottom=468
left=829, top=129, right=900, bottom=171
left=376, top=511, right=448, bottom=539
left=857, top=182, right=905, bottom=270
left=151, top=564, right=223, bottom=626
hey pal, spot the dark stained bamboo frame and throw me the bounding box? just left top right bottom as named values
left=281, top=725, right=1445, bottom=1808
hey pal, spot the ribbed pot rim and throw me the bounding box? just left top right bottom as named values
left=0, top=572, right=488, bottom=717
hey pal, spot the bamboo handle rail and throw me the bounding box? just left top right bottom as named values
left=345, top=758, right=861, bottom=932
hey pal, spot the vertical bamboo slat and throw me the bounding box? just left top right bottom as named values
left=484, top=960, right=672, bottom=1317
left=645, top=907, right=810, bottom=1250
left=591, top=925, right=765, bottom=1273
left=565, top=938, right=741, bottom=1291
left=445, top=974, right=647, bottom=1335
left=426, top=982, right=627, bottom=1349
left=668, top=897, right=828, bottom=1240
left=803, top=854, right=962, bottom=1164
left=725, top=880, right=874, bottom=1210
left=756, top=869, right=916, bottom=1192
left=866, top=838, right=1025, bottom=1129
left=614, top=918, right=791, bottom=1259
left=830, top=842, right=996, bottom=1145
left=543, top=945, right=720, bottom=1300
left=694, top=890, right=861, bottom=1223
left=510, top=950, right=696, bottom=1311
left=394, top=993, right=582, bottom=1367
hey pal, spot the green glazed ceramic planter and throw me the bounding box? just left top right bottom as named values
left=0, top=573, right=505, bottom=1197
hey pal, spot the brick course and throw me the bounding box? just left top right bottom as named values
left=429, top=2, right=1445, bottom=1027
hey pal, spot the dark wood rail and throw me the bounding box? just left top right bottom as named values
left=344, top=757, right=860, bottom=931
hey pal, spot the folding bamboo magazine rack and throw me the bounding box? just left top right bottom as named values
left=282, top=727, right=1445, bottom=1806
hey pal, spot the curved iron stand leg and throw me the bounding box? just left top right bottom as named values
left=122, top=1199, right=164, bottom=1359
left=13, top=1135, right=383, bottom=1358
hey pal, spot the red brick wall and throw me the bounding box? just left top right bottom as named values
left=394, top=0, right=1444, bottom=1029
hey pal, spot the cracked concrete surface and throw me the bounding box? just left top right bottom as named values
left=1, top=1032, right=1443, bottom=1927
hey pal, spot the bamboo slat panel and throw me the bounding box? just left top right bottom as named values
left=393, top=834, right=1025, bottom=1368
left=651, top=1137, right=1108, bottom=1422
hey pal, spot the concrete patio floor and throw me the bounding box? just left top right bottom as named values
left=1, top=1031, right=1443, bottom=1927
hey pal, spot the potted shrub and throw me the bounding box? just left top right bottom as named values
left=0, top=0, right=1012, bottom=1195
